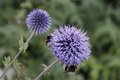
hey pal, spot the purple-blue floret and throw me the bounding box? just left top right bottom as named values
left=49, top=25, right=91, bottom=66
left=26, top=9, right=51, bottom=34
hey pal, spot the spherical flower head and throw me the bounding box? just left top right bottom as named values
left=26, top=9, right=51, bottom=34
left=49, top=25, right=91, bottom=66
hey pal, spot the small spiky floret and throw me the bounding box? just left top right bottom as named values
left=26, top=9, right=51, bottom=34
left=49, top=25, right=91, bottom=66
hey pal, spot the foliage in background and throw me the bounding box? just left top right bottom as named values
left=0, top=0, right=120, bottom=80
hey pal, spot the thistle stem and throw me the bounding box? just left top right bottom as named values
left=0, top=31, right=34, bottom=79
left=34, top=59, right=58, bottom=80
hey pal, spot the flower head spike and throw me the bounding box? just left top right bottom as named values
left=48, top=25, right=91, bottom=70
left=26, top=9, right=51, bottom=34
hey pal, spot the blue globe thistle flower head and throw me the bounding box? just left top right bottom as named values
left=26, top=9, right=51, bottom=35
left=49, top=25, right=91, bottom=67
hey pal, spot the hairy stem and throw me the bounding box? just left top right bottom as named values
left=0, top=31, right=34, bottom=79
left=34, top=59, right=58, bottom=80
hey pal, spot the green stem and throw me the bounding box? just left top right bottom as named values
left=34, top=59, right=58, bottom=80
left=0, top=31, right=34, bottom=79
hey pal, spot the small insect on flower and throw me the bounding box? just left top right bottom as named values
left=46, top=35, right=52, bottom=44
left=26, top=9, right=51, bottom=35
left=65, top=65, right=77, bottom=72
left=48, top=25, right=91, bottom=72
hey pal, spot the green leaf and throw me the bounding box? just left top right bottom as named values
left=19, top=35, right=29, bottom=53
left=42, top=64, right=50, bottom=75
left=19, top=35, right=24, bottom=51
left=2, top=56, right=11, bottom=68
left=42, top=64, right=48, bottom=70
left=13, top=60, right=22, bottom=74
left=23, top=43, right=29, bottom=53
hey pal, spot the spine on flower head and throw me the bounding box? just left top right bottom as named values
left=48, top=25, right=91, bottom=72
left=26, top=9, right=51, bottom=35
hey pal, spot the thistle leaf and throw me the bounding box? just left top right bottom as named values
left=42, top=64, right=49, bottom=75
left=42, top=64, right=48, bottom=70
left=13, top=60, right=22, bottom=74
left=19, top=35, right=29, bottom=53
left=2, top=56, right=11, bottom=68
left=23, top=43, right=29, bottom=53
left=19, top=35, right=24, bottom=51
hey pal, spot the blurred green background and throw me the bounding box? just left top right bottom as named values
left=0, top=0, right=120, bottom=80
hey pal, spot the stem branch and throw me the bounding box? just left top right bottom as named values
left=0, top=31, right=34, bottom=79
left=34, top=59, right=58, bottom=80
